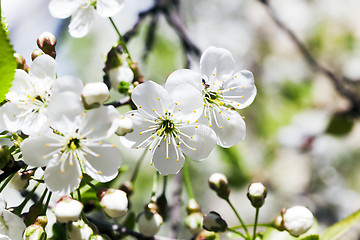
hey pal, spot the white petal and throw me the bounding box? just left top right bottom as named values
left=96, top=0, right=124, bottom=17
left=152, top=139, right=185, bottom=175
left=223, top=70, right=257, bottom=109
left=80, top=106, right=120, bottom=140
left=2, top=210, right=26, bottom=240
left=47, top=91, right=84, bottom=133
left=6, top=70, right=32, bottom=100
left=200, top=46, right=235, bottom=83
left=170, top=84, right=203, bottom=123
left=178, top=124, right=216, bottom=161
left=29, top=54, right=56, bottom=80
left=44, top=157, right=82, bottom=196
left=210, top=107, right=246, bottom=148
left=0, top=102, right=25, bottom=132
left=49, top=0, right=81, bottom=19
left=131, top=81, right=170, bottom=119
left=52, top=76, right=83, bottom=95
left=120, top=111, right=153, bottom=149
left=83, top=144, right=122, bottom=182
left=20, top=108, right=49, bottom=135
left=20, top=134, right=59, bottom=167
left=165, top=69, right=203, bottom=94
left=0, top=234, right=10, bottom=240
left=68, top=7, right=95, bottom=38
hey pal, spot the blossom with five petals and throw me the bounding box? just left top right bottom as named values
left=166, top=46, right=257, bottom=148
left=49, top=0, right=125, bottom=38
left=20, top=78, right=122, bottom=195
left=121, top=80, right=217, bottom=175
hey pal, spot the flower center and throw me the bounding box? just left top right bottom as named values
left=156, top=113, right=177, bottom=137
left=67, top=138, right=81, bottom=150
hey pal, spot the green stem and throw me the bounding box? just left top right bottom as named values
left=81, top=211, right=98, bottom=234
left=109, top=17, right=132, bottom=61
left=227, top=227, right=247, bottom=239
left=82, top=176, right=98, bottom=191
left=231, top=223, right=273, bottom=229
left=226, top=198, right=250, bottom=238
left=130, top=149, right=147, bottom=183
left=0, top=135, right=11, bottom=139
left=77, top=188, right=82, bottom=202
left=0, top=172, right=15, bottom=192
left=43, top=191, right=52, bottom=215
left=182, top=160, right=194, bottom=199
left=150, top=172, right=159, bottom=201
left=162, top=176, right=167, bottom=195
left=16, top=181, right=41, bottom=214
left=253, top=208, right=260, bottom=240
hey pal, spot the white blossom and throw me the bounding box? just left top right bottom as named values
left=283, top=206, right=314, bottom=237
left=165, top=46, right=257, bottom=148
left=49, top=0, right=125, bottom=38
left=66, top=220, right=93, bottom=240
left=121, top=80, right=217, bottom=175
left=20, top=82, right=122, bottom=195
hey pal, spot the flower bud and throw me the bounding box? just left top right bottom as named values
left=247, top=182, right=267, bottom=208
left=202, top=211, right=227, bottom=232
left=23, top=216, right=47, bottom=240
left=99, top=188, right=128, bottom=218
left=31, top=49, right=45, bottom=61
left=36, top=32, right=56, bottom=58
left=137, top=211, right=163, bottom=237
left=14, top=53, right=29, bottom=72
left=275, top=206, right=314, bottom=237
left=66, top=220, right=93, bottom=240
left=53, top=196, right=83, bottom=223
left=81, top=82, right=110, bottom=109
left=119, top=181, right=133, bottom=197
left=10, top=169, right=34, bottom=190
left=208, top=173, right=230, bottom=200
left=186, top=199, right=201, bottom=214
left=115, top=115, right=133, bottom=136
left=195, top=230, right=219, bottom=240
left=185, top=212, right=203, bottom=235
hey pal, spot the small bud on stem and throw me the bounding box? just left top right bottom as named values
left=247, top=182, right=267, bottom=208
left=208, top=173, right=230, bottom=200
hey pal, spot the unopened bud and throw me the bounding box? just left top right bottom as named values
left=195, top=230, right=219, bottom=240
left=119, top=181, right=133, bottom=196
left=115, top=115, right=133, bottom=136
left=203, top=211, right=227, bottom=232
left=0, top=145, right=12, bottom=169
left=208, top=173, right=230, bottom=200
left=89, top=235, right=108, bottom=240
left=138, top=211, right=163, bottom=237
left=186, top=199, right=201, bottom=214
left=14, top=53, right=29, bottom=72
left=99, top=188, right=128, bottom=218
left=37, top=32, right=56, bottom=58
left=31, top=49, right=45, bottom=61
left=185, top=212, right=203, bottom=235
left=66, top=220, right=93, bottom=240
left=247, top=182, right=267, bottom=208
left=23, top=216, right=47, bottom=240
left=10, top=169, right=34, bottom=190
left=275, top=206, right=313, bottom=237
left=109, top=68, right=134, bottom=93
left=53, top=196, right=83, bottom=223
left=81, top=82, right=110, bottom=109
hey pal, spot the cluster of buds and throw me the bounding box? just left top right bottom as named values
left=53, top=196, right=83, bottom=223
left=98, top=188, right=128, bottom=218
left=81, top=82, right=110, bottom=109
left=137, top=201, right=163, bottom=237
left=185, top=199, right=203, bottom=235
left=274, top=206, right=314, bottom=237
left=23, top=216, right=47, bottom=240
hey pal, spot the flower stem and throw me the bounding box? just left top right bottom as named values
left=16, top=180, right=41, bottom=214
left=226, top=198, right=250, bottom=238
left=43, top=191, right=52, bottom=215
left=230, top=223, right=273, bottom=229
left=182, top=160, right=194, bottom=199
left=0, top=172, right=15, bottom=192
left=0, top=135, right=11, bottom=139
left=253, top=208, right=260, bottom=240
left=151, top=172, right=159, bottom=201
left=77, top=188, right=82, bottom=202
left=130, top=149, right=147, bottom=183
left=162, top=176, right=167, bottom=195
left=109, top=17, right=132, bottom=61
left=82, top=175, right=99, bottom=191
left=227, top=227, right=247, bottom=239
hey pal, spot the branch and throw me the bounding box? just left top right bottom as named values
left=0, top=160, right=25, bottom=183
left=258, top=0, right=360, bottom=115
left=169, top=172, right=182, bottom=239
left=104, top=96, right=132, bottom=108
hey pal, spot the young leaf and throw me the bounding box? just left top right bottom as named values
left=300, top=235, right=319, bottom=240
left=321, top=208, right=360, bottom=240
left=0, top=21, right=16, bottom=103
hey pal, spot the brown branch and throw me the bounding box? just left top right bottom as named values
left=169, top=172, right=183, bottom=239
left=258, top=0, right=360, bottom=115
left=0, top=160, right=25, bottom=183
left=104, top=96, right=131, bottom=108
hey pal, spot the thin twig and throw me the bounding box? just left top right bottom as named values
left=104, top=96, right=131, bottom=108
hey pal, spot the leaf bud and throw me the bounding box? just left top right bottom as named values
left=81, top=82, right=110, bottom=109
left=36, top=32, right=56, bottom=58
left=99, top=188, right=128, bottom=218
left=274, top=206, right=314, bottom=237
left=14, top=53, right=29, bottom=72
left=208, top=173, right=230, bottom=200
left=53, top=196, right=83, bottom=223
left=185, top=212, right=203, bottom=235
left=66, top=220, right=93, bottom=240
left=247, top=182, right=267, bottom=208
left=202, top=211, right=227, bottom=232
left=31, top=49, right=45, bottom=61
left=10, top=169, right=34, bottom=190
left=137, top=211, right=163, bottom=237
left=115, top=115, right=133, bottom=136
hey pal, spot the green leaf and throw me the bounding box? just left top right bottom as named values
left=321, top=208, right=360, bottom=240
left=325, top=113, right=354, bottom=136
left=300, top=235, right=319, bottom=240
left=0, top=21, right=16, bottom=103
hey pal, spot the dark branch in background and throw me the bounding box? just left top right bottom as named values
left=0, top=160, right=25, bottom=182
left=169, top=173, right=182, bottom=239
left=123, top=0, right=201, bottom=67
left=104, top=96, right=131, bottom=108
left=258, top=0, right=360, bottom=115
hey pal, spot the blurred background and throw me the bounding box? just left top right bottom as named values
left=3, top=0, right=360, bottom=239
